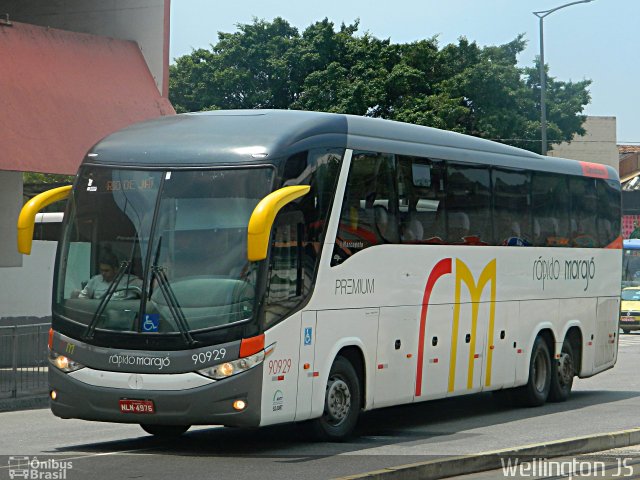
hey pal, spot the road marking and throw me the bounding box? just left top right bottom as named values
left=619, top=335, right=640, bottom=347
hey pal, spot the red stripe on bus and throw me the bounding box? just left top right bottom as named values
left=240, top=334, right=265, bottom=358
left=579, top=161, right=609, bottom=179
left=606, top=236, right=623, bottom=249
left=416, top=258, right=452, bottom=397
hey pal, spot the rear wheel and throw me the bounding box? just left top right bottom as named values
left=622, top=329, right=631, bottom=334
left=512, top=336, right=551, bottom=407
left=311, top=356, right=361, bottom=441
left=548, top=339, right=575, bottom=402
left=140, top=424, right=190, bottom=437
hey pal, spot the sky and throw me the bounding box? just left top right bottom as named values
left=170, top=0, right=637, bottom=144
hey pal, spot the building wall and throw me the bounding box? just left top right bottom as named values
left=547, top=116, right=619, bottom=171
left=0, top=171, right=22, bottom=268
left=620, top=152, right=640, bottom=179
left=0, top=241, right=56, bottom=320
left=0, top=0, right=169, bottom=96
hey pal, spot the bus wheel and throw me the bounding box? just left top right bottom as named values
left=140, top=424, right=190, bottom=437
left=548, top=339, right=575, bottom=402
left=622, top=329, right=631, bottom=334
left=513, top=336, right=551, bottom=407
left=311, top=356, right=361, bottom=441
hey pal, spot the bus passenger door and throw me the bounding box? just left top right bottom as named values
left=374, top=306, right=418, bottom=408
left=594, top=297, right=619, bottom=371
left=448, top=301, right=488, bottom=396
left=295, top=310, right=317, bottom=421
left=415, top=304, right=454, bottom=401
left=482, top=302, right=517, bottom=390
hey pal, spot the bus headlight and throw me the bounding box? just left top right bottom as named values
left=197, top=350, right=264, bottom=380
left=48, top=350, right=84, bottom=373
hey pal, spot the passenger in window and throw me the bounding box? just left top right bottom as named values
left=502, top=219, right=531, bottom=246
left=401, top=213, right=424, bottom=243
left=449, top=212, right=469, bottom=243
left=75, top=248, right=141, bottom=299
left=544, top=218, right=570, bottom=247
left=448, top=212, right=487, bottom=245
left=571, top=218, right=597, bottom=248
left=373, top=204, right=393, bottom=242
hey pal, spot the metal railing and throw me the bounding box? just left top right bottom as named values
left=0, top=323, right=49, bottom=398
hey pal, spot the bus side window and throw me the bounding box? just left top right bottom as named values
left=532, top=173, right=570, bottom=247
left=570, top=177, right=598, bottom=248
left=445, top=163, right=491, bottom=245
left=492, top=169, right=532, bottom=246
left=332, top=152, right=398, bottom=265
left=397, top=156, right=445, bottom=244
left=33, top=213, right=63, bottom=241
left=264, top=211, right=304, bottom=327
left=597, top=178, right=621, bottom=247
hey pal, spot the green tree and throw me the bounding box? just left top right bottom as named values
left=169, top=18, right=591, bottom=154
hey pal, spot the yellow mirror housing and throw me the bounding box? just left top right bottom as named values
left=17, top=185, right=72, bottom=255
left=247, top=185, right=310, bottom=261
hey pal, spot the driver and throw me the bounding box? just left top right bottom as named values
left=77, top=250, right=141, bottom=299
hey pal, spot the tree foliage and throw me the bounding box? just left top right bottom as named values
left=169, top=18, right=591, bottom=154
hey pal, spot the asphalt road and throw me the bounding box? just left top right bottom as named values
left=1, top=334, right=640, bottom=480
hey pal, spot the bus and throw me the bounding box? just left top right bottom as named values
left=622, top=239, right=640, bottom=287
left=17, top=110, right=622, bottom=440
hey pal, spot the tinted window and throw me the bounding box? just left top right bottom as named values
left=532, top=173, right=570, bottom=247
left=397, top=156, right=446, bottom=244
left=264, top=148, right=342, bottom=325
left=34, top=221, right=62, bottom=241
left=492, top=169, right=532, bottom=246
left=569, top=177, right=598, bottom=248
left=332, top=152, right=398, bottom=265
left=596, top=179, right=621, bottom=247
left=446, top=163, right=491, bottom=245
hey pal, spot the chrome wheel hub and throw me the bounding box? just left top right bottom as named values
left=325, top=378, right=351, bottom=425
left=557, top=352, right=574, bottom=386
left=533, top=351, right=548, bottom=393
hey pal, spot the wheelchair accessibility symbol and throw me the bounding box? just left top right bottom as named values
left=304, top=327, right=313, bottom=346
left=143, top=314, right=160, bottom=332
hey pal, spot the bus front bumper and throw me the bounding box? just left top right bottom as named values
left=619, top=316, right=640, bottom=331
left=48, top=365, right=263, bottom=427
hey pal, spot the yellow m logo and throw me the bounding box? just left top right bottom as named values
left=449, top=259, right=496, bottom=392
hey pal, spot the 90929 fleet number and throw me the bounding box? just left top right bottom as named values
left=192, top=348, right=227, bottom=365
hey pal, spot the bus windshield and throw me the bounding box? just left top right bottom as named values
left=54, top=166, right=274, bottom=342
left=622, top=240, right=640, bottom=287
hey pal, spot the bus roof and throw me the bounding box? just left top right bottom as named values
left=83, top=110, right=619, bottom=180
left=624, top=239, right=640, bottom=250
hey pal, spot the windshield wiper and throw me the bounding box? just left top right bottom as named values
left=84, top=261, right=131, bottom=340
left=151, top=265, right=195, bottom=346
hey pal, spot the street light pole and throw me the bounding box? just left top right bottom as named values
left=533, top=0, right=594, bottom=156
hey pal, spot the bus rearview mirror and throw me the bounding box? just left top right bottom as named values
left=17, top=185, right=72, bottom=255
left=247, top=185, right=310, bottom=262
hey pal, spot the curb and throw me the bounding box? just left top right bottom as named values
left=337, top=427, right=640, bottom=480
left=0, top=395, right=48, bottom=412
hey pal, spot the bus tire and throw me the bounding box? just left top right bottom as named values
left=311, top=356, right=361, bottom=441
left=140, top=424, right=190, bottom=437
left=513, top=336, right=551, bottom=407
left=548, top=339, right=575, bottom=402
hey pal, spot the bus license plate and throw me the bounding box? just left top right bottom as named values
left=119, top=399, right=155, bottom=414
left=621, top=317, right=636, bottom=323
